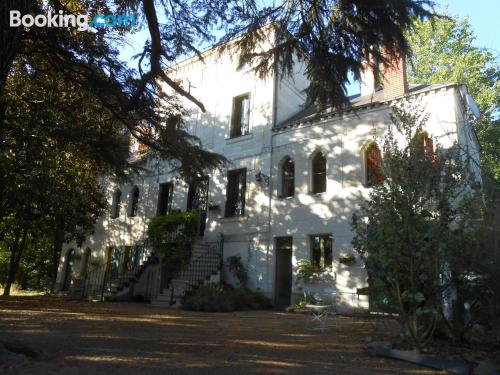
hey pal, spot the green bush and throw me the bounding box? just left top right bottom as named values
left=226, top=255, right=248, bottom=287
left=147, top=211, right=198, bottom=273
left=182, top=283, right=272, bottom=312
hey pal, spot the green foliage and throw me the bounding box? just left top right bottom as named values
left=295, top=259, right=334, bottom=284
left=406, top=12, right=500, bottom=181
left=182, top=283, right=272, bottom=312
left=226, top=255, right=248, bottom=287
left=147, top=211, right=198, bottom=273
left=351, top=101, right=486, bottom=347
left=294, top=293, right=318, bottom=309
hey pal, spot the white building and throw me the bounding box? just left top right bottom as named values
left=56, top=34, right=482, bottom=310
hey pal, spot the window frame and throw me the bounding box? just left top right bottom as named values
left=364, top=142, right=384, bottom=187
left=230, top=93, right=251, bottom=138
left=110, top=189, right=122, bottom=219
left=225, top=168, right=247, bottom=217
left=128, top=186, right=140, bottom=217
left=311, top=152, right=327, bottom=194
left=310, top=234, right=333, bottom=270
left=157, top=182, right=174, bottom=216
left=281, top=157, right=295, bottom=198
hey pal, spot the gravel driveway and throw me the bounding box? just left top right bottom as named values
left=0, top=296, right=439, bottom=374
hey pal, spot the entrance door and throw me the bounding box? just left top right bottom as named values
left=275, top=237, right=293, bottom=307
left=187, top=176, right=209, bottom=236
left=62, top=249, right=75, bottom=291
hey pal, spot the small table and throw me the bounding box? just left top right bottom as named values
left=305, top=304, right=338, bottom=331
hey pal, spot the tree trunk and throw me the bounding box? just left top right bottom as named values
left=50, top=222, right=65, bottom=291
left=3, top=227, right=27, bottom=296
left=0, top=1, right=33, bottom=90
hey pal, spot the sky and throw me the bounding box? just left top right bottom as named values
left=118, top=0, right=499, bottom=91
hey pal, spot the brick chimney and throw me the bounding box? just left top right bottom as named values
left=359, top=48, right=408, bottom=99
left=381, top=48, right=408, bottom=99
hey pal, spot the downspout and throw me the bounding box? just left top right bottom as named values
left=267, top=25, right=279, bottom=299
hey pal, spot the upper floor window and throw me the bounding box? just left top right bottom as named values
left=281, top=157, right=295, bottom=198
left=225, top=168, right=246, bottom=217
left=128, top=186, right=140, bottom=217
left=365, top=142, right=383, bottom=186
left=137, top=122, right=152, bottom=155
left=310, top=234, right=333, bottom=270
left=157, top=182, right=173, bottom=216
left=230, top=93, right=250, bottom=138
left=311, top=152, right=326, bottom=194
left=110, top=189, right=121, bottom=219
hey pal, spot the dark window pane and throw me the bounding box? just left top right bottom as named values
left=129, top=187, right=139, bottom=217
left=312, top=153, right=326, bottom=193
left=310, top=234, right=333, bottom=269
left=157, top=183, right=173, bottom=216
left=225, top=169, right=246, bottom=217
left=111, top=190, right=121, bottom=218
left=282, top=158, right=295, bottom=197
left=276, top=237, right=293, bottom=251
left=231, top=94, right=250, bottom=138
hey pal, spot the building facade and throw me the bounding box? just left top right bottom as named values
left=56, top=36, right=482, bottom=310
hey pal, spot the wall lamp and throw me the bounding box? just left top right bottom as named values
left=255, top=171, right=270, bottom=186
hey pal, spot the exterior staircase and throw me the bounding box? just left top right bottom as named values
left=81, top=241, right=158, bottom=301
left=151, top=240, right=223, bottom=308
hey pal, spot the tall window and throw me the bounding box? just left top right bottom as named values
left=230, top=93, right=250, bottom=138
left=110, top=189, right=121, bottom=219
left=157, top=182, right=173, bottom=216
left=137, top=122, right=151, bottom=155
left=281, top=157, right=295, bottom=198
left=129, top=186, right=140, bottom=217
left=311, top=234, right=333, bottom=269
left=365, top=142, right=383, bottom=186
left=413, top=131, right=436, bottom=166
left=225, top=169, right=247, bottom=217
left=311, top=152, right=326, bottom=194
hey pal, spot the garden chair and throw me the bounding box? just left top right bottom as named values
left=304, top=292, right=339, bottom=331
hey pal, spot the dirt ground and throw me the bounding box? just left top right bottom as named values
left=0, top=296, right=442, bottom=374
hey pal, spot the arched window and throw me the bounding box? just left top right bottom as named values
left=365, top=142, right=383, bottom=186
left=413, top=131, right=436, bottom=165
left=281, top=157, right=295, bottom=197
left=110, top=189, right=121, bottom=219
left=311, top=152, right=326, bottom=194
left=129, top=186, right=139, bottom=217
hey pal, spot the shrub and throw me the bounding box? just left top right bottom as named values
left=226, top=255, right=248, bottom=287
left=182, top=283, right=272, bottom=312
left=147, top=211, right=198, bottom=273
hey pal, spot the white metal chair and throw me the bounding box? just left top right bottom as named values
left=304, top=292, right=339, bottom=331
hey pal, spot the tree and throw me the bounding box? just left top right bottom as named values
left=351, top=101, right=486, bottom=348
left=406, top=12, right=500, bottom=181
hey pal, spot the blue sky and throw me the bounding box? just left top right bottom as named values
left=435, top=0, right=499, bottom=54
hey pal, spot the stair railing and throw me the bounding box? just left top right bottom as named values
left=82, top=240, right=154, bottom=301
left=167, top=233, right=225, bottom=305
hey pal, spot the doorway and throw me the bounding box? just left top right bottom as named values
left=186, top=176, right=209, bottom=236
left=274, top=237, right=293, bottom=308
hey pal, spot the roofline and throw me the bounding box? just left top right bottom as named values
left=272, top=83, right=460, bottom=133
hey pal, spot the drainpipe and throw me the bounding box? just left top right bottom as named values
left=267, top=25, right=279, bottom=298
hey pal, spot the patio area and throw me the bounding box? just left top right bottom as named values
left=0, top=296, right=440, bottom=374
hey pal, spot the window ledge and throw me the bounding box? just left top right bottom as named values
left=277, top=195, right=295, bottom=200
left=309, top=192, right=326, bottom=197
left=225, top=133, right=253, bottom=144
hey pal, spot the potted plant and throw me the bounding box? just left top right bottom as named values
left=339, top=252, right=356, bottom=266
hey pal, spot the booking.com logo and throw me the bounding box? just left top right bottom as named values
left=10, top=10, right=137, bottom=31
